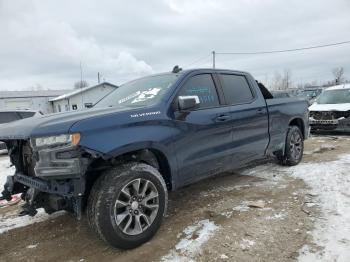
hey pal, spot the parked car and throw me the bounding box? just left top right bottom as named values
left=309, top=84, right=350, bottom=131
left=0, top=69, right=309, bottom=249
left=297, top=88, right=324, bottom=105
left=271, top=90, right=294, bottom=98
left=0, top=110, right=42, bottom=152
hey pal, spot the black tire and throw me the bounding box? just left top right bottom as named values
left=279, top=126, right=304, bottom=166
left=87, top=162, right=168, bottom=249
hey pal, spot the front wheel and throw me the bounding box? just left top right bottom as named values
left=279, top=126, right=304, bottom=166
left=87, top=162, right=167, bottom=249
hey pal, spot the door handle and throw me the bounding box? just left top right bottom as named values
left=257, top=108, right=265, bottom=115
left=215, top=114, right=231, bottom=122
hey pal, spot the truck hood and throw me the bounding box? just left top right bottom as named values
left=309, top=102, right=350, bottom=112
left=0, top=106, right=132, bottom=140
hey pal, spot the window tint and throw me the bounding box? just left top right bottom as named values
left=178, top=74, right=219, bottom=109
left=19, top=112, right=35, bottom=119
left=0, top=112, right=20, bottom=124
left=220, top=74, right=254, bottom=104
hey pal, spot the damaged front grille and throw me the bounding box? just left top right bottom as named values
left=310, top=111, right=350, bottom=120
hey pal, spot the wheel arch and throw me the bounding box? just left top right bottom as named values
left=289, top=117, right=305, bottom=138
left=86, top=143, right=176, bottom=192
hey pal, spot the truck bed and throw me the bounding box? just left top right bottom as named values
left=265, top=97, right=309, bottom=155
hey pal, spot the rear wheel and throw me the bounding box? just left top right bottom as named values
left=87, top=162, right=167, bottom=249
left=278, top=126, right=304, bottom=166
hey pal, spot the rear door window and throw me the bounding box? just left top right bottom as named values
left=178, top=74, right=220, bottom=109
left=219, top=74, right=254, bottom=105
left=0, top=112, right=20, bottom=124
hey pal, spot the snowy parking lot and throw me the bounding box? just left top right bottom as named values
left=0, top=135, right=350, bottom=261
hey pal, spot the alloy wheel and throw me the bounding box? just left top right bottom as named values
left=114, top=178, right=159, bottom=235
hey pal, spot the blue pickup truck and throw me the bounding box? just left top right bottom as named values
left=0, top=68, right=309, bottom=249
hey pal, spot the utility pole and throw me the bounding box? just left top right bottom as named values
left=98, top=72, right=101, bottom=84
left=212, top=51, right=216, bottom=69
left=80, top=61, right=84, bottom=109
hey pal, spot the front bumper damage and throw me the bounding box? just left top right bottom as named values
left=309, top=111, right=350, bottom=131
left=0, top=140, right=90, bottom=219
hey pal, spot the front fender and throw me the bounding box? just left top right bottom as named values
left=74, top=123, right=180, bottom=190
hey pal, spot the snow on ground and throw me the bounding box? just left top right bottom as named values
left=0, top=156, right=15, bottom=189
left=290, top=155, right=350, bottom=262
left=161, top=219, right=219, bottom=262
left=239, top=238, right=255, bottom=250
left=0, top=208, right=64, bottom=234
left=246, top=155, right=350, bottom=262
left=0, top=156, right=63, bottom=234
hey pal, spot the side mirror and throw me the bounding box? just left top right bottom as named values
left=178, top=95, right=200, bottom=111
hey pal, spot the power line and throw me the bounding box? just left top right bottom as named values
left=185, top=54, right=212, bottom=67
left=216, top=40, right=350, bottom=55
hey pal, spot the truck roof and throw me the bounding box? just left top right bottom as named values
left=151, top=68, right=250, bottom=78
left=180, top=68, right=248, bottom=74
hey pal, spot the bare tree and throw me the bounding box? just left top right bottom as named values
left=269, top=69, right=293, bottom=90
left=74, top=80, right=89, bottom=89
left=270, top=71, right=282, bottom=90
left=281, top=69, right=292, bottom=90
left=332, top=67, right=344, bottom=84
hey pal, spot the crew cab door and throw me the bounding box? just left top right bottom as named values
left=217, top=73, right=269, bottom=166
left=172, top=73, right=233, bottom=184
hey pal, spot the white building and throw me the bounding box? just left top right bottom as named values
left=0, top=90, right=70, bottom=114
left=50, top=82, right=118, bottom=113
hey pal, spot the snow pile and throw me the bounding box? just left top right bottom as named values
left=289, top=155, right=350, bottom=262
left=0, top=156, right=15, bottom=189
left=161, top=219, right=218, bottom=262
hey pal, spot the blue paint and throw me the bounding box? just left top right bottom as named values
left=0, top=69, right=309, bottom=191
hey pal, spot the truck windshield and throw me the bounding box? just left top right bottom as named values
left=94, top=74, right=179, bottom=108
left=316, top=89, right=350, bottom=104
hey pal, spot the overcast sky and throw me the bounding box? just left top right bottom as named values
left=1, top=0, right=350, bottom=90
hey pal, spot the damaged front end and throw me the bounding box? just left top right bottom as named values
left=309, top=111, right=350, bottom=131
left=1, top=134, right=91, bottom=219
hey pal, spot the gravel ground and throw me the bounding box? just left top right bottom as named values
left=0, top=135, right=349, bottom=262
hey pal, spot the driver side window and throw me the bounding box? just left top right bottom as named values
left=178, top=74, right=220, bottom=109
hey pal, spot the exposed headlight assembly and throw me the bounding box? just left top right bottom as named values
left=33, top=133, right=81, bottom=147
